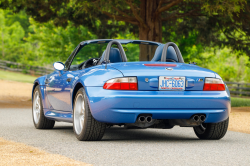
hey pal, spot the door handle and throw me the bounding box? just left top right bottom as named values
left=66, top=78, right=72, bottom=82
left=45, top=78, right=50, bottom=84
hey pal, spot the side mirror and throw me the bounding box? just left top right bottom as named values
left=53, top=62, right=65, bottom=71
left=53, top=62, right=65, bottom=76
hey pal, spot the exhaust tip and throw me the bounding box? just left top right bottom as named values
left=138, top=116, right=145, bottom=122
left=193, top=115, right=199, bottom=122
left=200, top=115, right=206, bottom=122
left=146, top=116, right=152, bottom=123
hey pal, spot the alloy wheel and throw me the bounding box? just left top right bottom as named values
left=33, top=91, right=41, bottom=124
left=74, top=94, right=85, bottom=135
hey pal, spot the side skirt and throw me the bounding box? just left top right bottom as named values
left=44, top=108, right=73, bottom=123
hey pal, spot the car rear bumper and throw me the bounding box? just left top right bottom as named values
left=85, top=87, right=231, bottom=124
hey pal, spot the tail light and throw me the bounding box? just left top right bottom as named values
left=203, top=78, right=225, bottom=91
left=103, top=77, right=138, bottom=90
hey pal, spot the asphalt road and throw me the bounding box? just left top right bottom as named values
left=0, top=108, right=250, bottom=166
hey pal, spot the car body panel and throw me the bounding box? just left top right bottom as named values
left=109, top=62, right=216, bottom=77
left=32, top=76, right=47, bottom=108
left=31, top=39, right=230, bottom=126
left=39, top=65, right=123, bottom=114
left=85, top=87, right=230, bottom=124
left=109, top=62, right=215, bottom=91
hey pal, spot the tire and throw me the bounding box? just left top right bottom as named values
left=73, top=87, right=106, bottom=141
left=193, top=118, right=229, bottom=140
left=32, top=86, right=55, bottom=129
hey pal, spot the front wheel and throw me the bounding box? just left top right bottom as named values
left=73, top=87, right=106, bottom=141
left=193, top=118, right=229, bottom=140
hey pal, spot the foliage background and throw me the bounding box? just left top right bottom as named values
left=0, top=9, right=250, bottom=82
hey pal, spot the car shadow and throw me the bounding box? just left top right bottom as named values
left=52, top=126, right=73, bottom=130
left=51, top=125, right=218, bottom=142
left=102, top=127, right=199, bottom=142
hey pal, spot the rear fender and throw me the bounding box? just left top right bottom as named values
left=215, top=73, right=231, bottom=113
left=71, top=66, right=123, bottom=110
left=76, top=65, right=124, bottom=86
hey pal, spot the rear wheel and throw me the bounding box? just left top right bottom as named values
left=73, top=87, right=106, bottom=141
left=193, top=118, right=229, bottom=140
left=32, top=86, right=55, bottom=129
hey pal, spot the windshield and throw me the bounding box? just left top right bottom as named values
left=72, top=42, right=160, bottom=64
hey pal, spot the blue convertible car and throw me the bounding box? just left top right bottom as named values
left=32, top=39, right=230, bottom=141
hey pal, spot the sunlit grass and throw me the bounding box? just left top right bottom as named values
left=231, top=97, right=250, bottom=107
left=0, top=70, right=37, bottom=83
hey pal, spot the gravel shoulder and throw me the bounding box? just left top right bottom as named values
left=229, top=110, right=250, bottom=134
left=0, top=137, right=90, bottom=166
left=0, top=80, right=32, bottom=108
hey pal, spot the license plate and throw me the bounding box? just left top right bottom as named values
left=159, top=76, right=185, bottom=90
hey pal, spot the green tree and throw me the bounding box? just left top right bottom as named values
left=0, top=9, right=98, bottom=66
left=25, top=19, right=97, bottom=65
left=1, top=0, right=249, bottom=60
left=0, top=9, right=28, bottom=62
left=192, top=47, right=250, bottom=82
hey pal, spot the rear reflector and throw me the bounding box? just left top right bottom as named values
left=144, top=64, right=177, bottom=67
left=103, top=77, right=138, bottom=90
left=203, top=78, right=225, bottom=91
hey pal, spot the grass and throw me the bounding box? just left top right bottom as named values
left=231, top=97, right=250, bottom=107
left=0, top=70, right=37, bottom=83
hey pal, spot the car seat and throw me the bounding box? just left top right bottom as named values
left=151, top=45, right=179, bottom=62
left=100, top=47, right=123, bottom=63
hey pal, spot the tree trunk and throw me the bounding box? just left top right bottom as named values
left=139, top=0, right=162, bottom=61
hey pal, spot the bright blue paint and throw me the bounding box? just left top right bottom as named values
left=76, top=65, right=123, bottom=86
left=148, top=78, right=158, bottom=88
left=44, top=109, right=73, bottom=122
left=85, top=87, right=230, bottom=123
left=32, top=39, right=230, bottom=127
left=32, top=76, right=47, bottom=108
left=42, top=65, right=123, bottom=112
left=138, top=76, right=158, bottom=90
left=109, top=62, right=216, bottom=77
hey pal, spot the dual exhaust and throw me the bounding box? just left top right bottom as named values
left=192, top=115, right=206, bottom=123
left=134, top=115, right=155, bottom=128
left=138, top=116, right=152, bottom=123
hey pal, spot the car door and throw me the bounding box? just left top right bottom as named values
left=45, top=46, right=80, bottom=112
left=46, top=70, right=77, bottom=111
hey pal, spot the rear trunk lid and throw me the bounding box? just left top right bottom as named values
left=109, top=62, right=216, bottom=91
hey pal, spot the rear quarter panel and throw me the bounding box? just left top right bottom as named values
left=75, top=65, right=124, bottom=87
left=71, top=65, right=124, bottom=109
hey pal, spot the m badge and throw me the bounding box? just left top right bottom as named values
left=197, top=78, right=204, bottom=82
